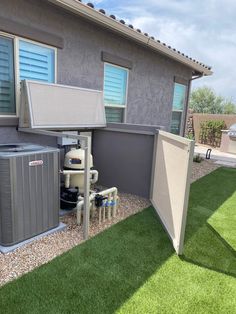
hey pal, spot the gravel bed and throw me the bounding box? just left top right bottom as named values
left=0, top=192, right=150, bottom=287
left=0, top=160, right=219, bottom=287
left=191, top=159, right=220, bottom=183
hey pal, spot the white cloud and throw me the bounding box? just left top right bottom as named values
left=94, top=0, right=236, bottom=101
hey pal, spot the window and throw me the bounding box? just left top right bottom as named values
left=19, top=40, right=55, bottom=83
left=0, top=33, right=56, bottom=116
left=171, top=82, right=187, bottom=135
left=0, top=36, right=15, bottom=115
left=104, top=63, right=128, bottom=123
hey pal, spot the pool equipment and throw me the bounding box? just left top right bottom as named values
left=61, top=147, right=118, bottom=224
left=18, top=80, right=113, bottom=240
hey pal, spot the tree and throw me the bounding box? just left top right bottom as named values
left=222, top=100, right=236, bottom=114
left=189, top=86, right=225, bottom=114
left=189, top=86, right=236, bottom=114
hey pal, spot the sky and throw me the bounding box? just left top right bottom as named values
left=92, top=0, right=236, bottom=102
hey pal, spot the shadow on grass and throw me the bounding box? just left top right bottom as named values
left=0, top=208, right=174, bottom=314
left=183, top=167, right=236, bottom=278
left=0, top=167, right=235, bottom=313
left=181, top=223, right=236, bottom=278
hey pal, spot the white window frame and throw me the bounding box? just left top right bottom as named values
left=103, top=62, right=129, bottom=123
left=171, top=82, right=187, bottom=135
left=0, top=31, right=57, bottom=117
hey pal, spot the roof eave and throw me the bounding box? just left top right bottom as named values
left=48, top=0, right=213, bottom=76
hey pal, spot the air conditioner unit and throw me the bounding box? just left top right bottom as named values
left=0, top=144, right=60, bottom=246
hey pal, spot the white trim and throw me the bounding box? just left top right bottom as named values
left=14, top=37, right=20, bottom=117
left=103, top=62, right=129, bottom=123
left=105, top=104, right=125, bottom=108
left=172, top=110, right=183, bottom=113
left=0, top=32, right=57, bottom=118
left=0, top=32, right=17, bottom=117
left=158, top=129, right=192, bottom=145
left=48, top=0, right=212, bottom=76
left=23, top=79, right=103, bottom=93
left=124, top=67, right=129, bottom=122
left=0, top=31, right=15, bottom=39
left=54, top=48, right=58, bottom=84
left=178, top=137, right=195, bottom=254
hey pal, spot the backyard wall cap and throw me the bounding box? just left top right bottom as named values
left=48, top=0, right=213, bottom=76
left=102, top=123, right=161, bottom=135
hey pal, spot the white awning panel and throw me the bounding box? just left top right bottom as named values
left=19, top=80, right=106, bottom=129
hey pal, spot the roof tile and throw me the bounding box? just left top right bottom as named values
left=72, top=1, right=211, bottom=71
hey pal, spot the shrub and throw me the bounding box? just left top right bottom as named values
left=186, top=133, right=194, bottom=140
left=199, top=120, right=226, bottom=147
left=193, top=154, right=203, bottom=163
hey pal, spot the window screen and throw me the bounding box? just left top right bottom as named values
left=105, top=107, right=124, bottom=123
left=104, top=63, right=128, bottom=122
left=0, top=36, right=15, bottom=114
left=172, top=83, right=186, bottom=111
left=171, top=111, right=182, bottom=135
left=171, top=82, right=186, bottom=135
left=19, top=40, right=55, bottom=83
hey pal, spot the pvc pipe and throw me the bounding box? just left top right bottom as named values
left=65, top=174, right=70, bottom=188
left=107, top=193, right=111, bottom=220
left=99, top=207, right=102, bottom=224
left=76, top=187, right=118, bottom=225
left=76, top=194, right=94, bottom=225
left=103, top=205, right=106, bottom=221
left=62, top=169, right=99, bottom=188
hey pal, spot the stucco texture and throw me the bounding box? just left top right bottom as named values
left=0, top=0, right=192, bottom=141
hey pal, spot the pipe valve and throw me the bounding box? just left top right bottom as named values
left=94, top=194, right=108, bottom=208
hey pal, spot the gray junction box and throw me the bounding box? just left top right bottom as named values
left=0, top=144, right=60, bottom=246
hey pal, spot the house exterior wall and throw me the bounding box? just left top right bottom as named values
left=0, top=0, right=192, bottom=144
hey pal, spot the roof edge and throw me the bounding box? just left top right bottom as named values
left=48, top=0, right=213, bottom=76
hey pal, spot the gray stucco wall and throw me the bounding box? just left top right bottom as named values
left=0, top=0, right=192, bottom=143
left=0, top=127, right=57, bottom=146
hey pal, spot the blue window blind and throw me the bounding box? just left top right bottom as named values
left=104, top=64, right=128, bottom=106
left=19, top=40, right=55, bottom=83
left=172, top=83, right=186, bottom=111
left=0, top=36, right=15, bottom=114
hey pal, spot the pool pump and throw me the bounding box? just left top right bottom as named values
left=60, top=147, right=119, bottom=224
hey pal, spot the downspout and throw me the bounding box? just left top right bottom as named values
left=182, top=73, right=203, bottom=137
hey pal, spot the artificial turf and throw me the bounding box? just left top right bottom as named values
left=0, top=167, right=235, bottom=313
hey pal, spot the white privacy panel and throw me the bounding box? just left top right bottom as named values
left=19, top=80, right=106, bottom=129
left=151, top=130, right=194, bottom=255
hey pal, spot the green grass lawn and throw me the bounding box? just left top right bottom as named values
left=0, top=167, right=236, bottom=313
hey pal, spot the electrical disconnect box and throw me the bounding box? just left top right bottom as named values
left=57, top=131, right=78, bottom=146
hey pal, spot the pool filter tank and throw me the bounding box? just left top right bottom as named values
left=60, top=148, right=95, bottom=209
left=64, top=148, right=93, bottom=191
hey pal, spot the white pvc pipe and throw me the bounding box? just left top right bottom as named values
left=62, top=169, right=99, bottom=188
left=76, top=187, right=118, bottom=225
left=76, top=194, right=94, bottom=225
